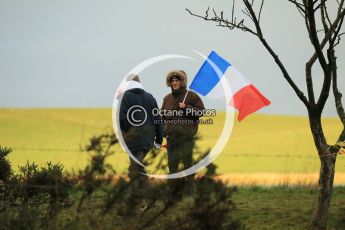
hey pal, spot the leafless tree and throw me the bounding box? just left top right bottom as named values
left=187, top=1, right=345, bottom=229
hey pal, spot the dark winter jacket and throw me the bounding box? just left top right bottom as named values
left=119, top=88, right=163, bottom=153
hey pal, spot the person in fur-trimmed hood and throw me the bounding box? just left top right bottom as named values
left=161, top=70, right=205, bottom=175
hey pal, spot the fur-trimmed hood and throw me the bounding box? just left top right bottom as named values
left=166, top=70, right=187, bottom=88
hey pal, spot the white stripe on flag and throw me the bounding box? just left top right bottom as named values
left=206, top=66, right=250, bottom=99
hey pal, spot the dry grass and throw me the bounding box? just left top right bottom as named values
left=215, top=173, right=345, bottom=186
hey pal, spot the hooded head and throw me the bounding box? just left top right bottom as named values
left=116, top=74, right=143, bottom=98
left=126, top=74, right=140, bottom=82
left=166, top=70, right=187, bottom=88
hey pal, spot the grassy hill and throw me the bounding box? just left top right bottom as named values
left=1, top=108, right=344, bottom=184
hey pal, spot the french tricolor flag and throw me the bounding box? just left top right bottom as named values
left=190, top=51, right=270, bottom=121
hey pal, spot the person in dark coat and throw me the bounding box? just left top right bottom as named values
left=119, top=74, right=163, bottom=179
left=161, top=70, right=205, bottom=175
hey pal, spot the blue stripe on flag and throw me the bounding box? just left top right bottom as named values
left=190, top=51, right=231, bottom=96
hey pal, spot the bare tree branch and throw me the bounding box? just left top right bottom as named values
left=186, top=1, right=311, bottom=108
left=315, top=0, right=328, bottom=12
left=304, top=2, right=329, bottom=107
left=307, top=2, right=345, bottom=66
left=305, top=63, right=316, bottom=105
left=330, top=15, right=345, bottom=47
left=243, top=0, right=263, bottom=36
left=334, top=31, right=345, bottom=47
left=330, top=51, right=345, bottom=142
left=320, top=2, right=329, bottom=33
left=317, top=9, right=345, bottom=109
left=258, top=0, right=265, bottom=23
left=306, top=1, right=329, bottom=73
left=232, top=0, right=235, bottom=24
left=186, top=8, right=258, bottom=36
left=287, top=0, right=306, bottom=14
left=242, top=8, right=254, bottom=22
left=301, top=1, right=345, bottom=110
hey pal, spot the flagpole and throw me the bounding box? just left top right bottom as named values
left=182, top=90, right=189, bottom=104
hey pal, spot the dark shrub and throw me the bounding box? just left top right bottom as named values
left=0, top=146, right=12, bottom=183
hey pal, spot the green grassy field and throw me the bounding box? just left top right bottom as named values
left=232, top=186, right=345, bottom=229
left=1, top=109, right=344, bottom=177
left=48, top=186, right=345, bottom=229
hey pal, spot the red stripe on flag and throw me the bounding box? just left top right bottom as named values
left=230, top=84, right=271, bottom=121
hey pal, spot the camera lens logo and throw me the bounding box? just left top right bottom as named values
left=127, top=105, right=147, bottom=126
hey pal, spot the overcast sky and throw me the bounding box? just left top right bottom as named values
left=1, top=0, right=344, bottom=116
